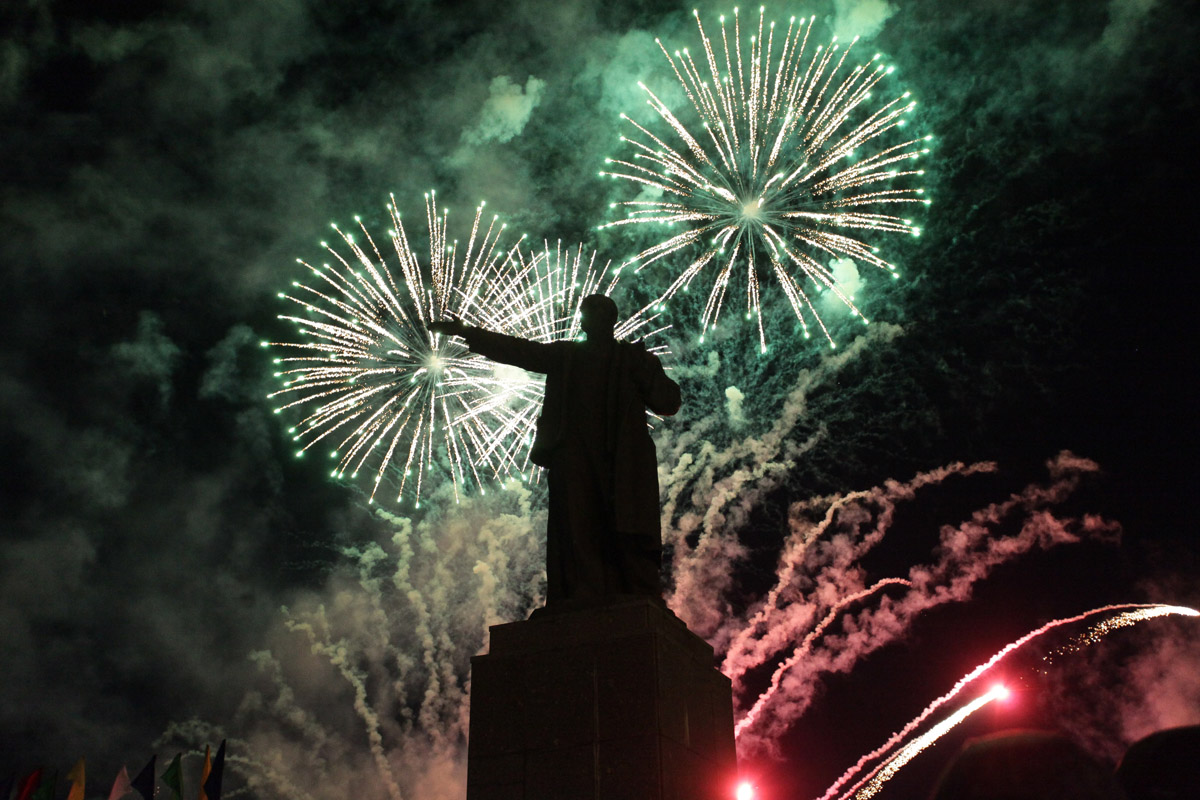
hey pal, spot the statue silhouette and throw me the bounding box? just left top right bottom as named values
left=431, top=295, right=681, bottom=608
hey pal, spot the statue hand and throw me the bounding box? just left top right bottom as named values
left=429, top=318, right=466, bottom=337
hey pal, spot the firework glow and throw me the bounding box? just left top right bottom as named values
left=600, top=7, right=930, bottom=351
left=266, top=192, right=528, bottom=505
left=822, top=604, right=1200, bottom=800
left=266, top=195, right=656, bottom=506
left=846, top=684, right=1009, bottom=800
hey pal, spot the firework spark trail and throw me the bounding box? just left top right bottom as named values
left=244, top=650, right=344, bottom=760
left=1041, top=605, right=1200, bottom=664
left=661, top=430, right=1119, bottom=758
left=654, top=323, right=1120, bottom=756
left=179, top=486, right=544, bottom=800
left=269, top=191, right=658, bottom=506
left=284, top=609, right=407, bottom=800
left=819, top=604, right=1200, bottom=800
left=730, top=453, right=1120, bottom=756
left=845, top=685, right=1009, bottom=800
left=664, top=323, right=904, bottom=643
left=721, top=460, right=998, bottom=685
left=601, top=7, right=930, bottom=351
left=733, top=577, right=912, bottom=738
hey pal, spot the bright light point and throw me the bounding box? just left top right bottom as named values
left=736, top=782, right=754, bottom=800
left=260, top=341, right=269, bottom=348
left=991, top=683, right=1011, bottom=701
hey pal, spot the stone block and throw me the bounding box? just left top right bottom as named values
left=466, top=597, right=737, bottom=800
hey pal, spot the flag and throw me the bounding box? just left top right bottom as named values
left=202, top=741, right=225, bottom=800
left=28, top=771, right=55, bottom=800
left=197, top=746, right=211, bottom=800
left=15, top=768, right=42, bottom=800
left=130, top=756, right=155, bottom=800
left=160, top=755, right=182, bottom=800
left=66, top=759, right=85, bottom=800
left=108, top=766, right=132, bottom=800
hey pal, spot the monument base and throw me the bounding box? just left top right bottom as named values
left=466, top=597, right=738, bottom=800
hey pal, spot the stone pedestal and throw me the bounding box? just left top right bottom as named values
left=466, top=598, right=738, bottom=800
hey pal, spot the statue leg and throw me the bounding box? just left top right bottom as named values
left=545, top=450, right=608, bottom=604
left=611, top=533, right=663, bottom=598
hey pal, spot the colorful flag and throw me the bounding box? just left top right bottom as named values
left=28, top=771, right=55, bottom=800
left=198, top=746, right=211, bottom=800
left=15, top=768, right=42, bottom=800
left=160, top=755, right=182, bottom=800
left=108, top=766, right=132, bottom=800
left=202, top=741, right=226, bottom=800
left=130, top=756, right=156, bottom=800
left=66, top=759, right=85, bottom=800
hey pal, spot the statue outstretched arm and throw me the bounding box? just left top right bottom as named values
left=429, top=318, right=559, bottom=374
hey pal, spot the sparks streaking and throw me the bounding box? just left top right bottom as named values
left=266, top=196, right=661, bottom=506
left=600, top=7, right=930, bottom=351
left=266, top=192, right=530, bottom=506
left=822, top=604, right=1200, bottom=800
left=848, top=685, right=1008, bottom=800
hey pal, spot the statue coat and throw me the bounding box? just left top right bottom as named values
left=461, top=327, right=681, bottom=602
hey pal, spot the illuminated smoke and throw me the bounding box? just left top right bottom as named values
left=661, top=391, right=1119, bottom=757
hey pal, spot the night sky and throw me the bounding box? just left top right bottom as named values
left=2, top=1, right=1198, bottom=798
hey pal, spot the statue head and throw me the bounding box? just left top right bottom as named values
left=580, top=294, right=618, bottom=340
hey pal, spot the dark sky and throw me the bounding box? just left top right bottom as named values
left=2, top=1, right=1198, bottom=798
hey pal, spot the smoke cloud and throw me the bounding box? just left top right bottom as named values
left=461, top=75, right=547, bottom=146
left=831, top=0, right=897, bottom=41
